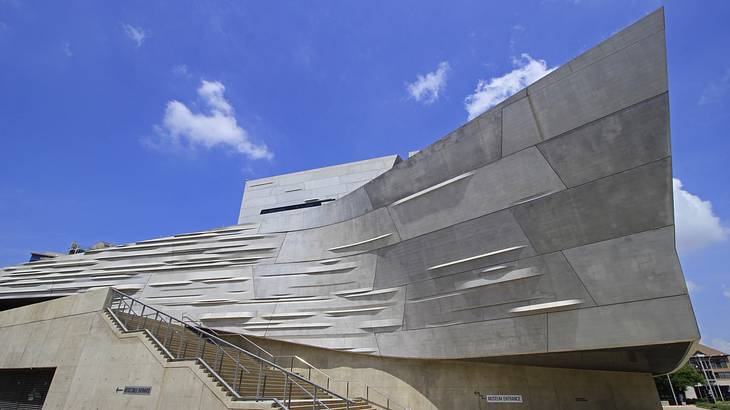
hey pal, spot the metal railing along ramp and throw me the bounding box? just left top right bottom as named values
left=105, top=289, right=404, bottom=410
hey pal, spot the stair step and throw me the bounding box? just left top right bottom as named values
left=107, top=309, right=379, bottom=410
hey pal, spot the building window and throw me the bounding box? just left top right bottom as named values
left=259, top=199, right=335, bottom=215
left=716, top=372, right=730, bottom=379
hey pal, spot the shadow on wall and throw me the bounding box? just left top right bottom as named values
left=219, top=334, right=661, bottom=410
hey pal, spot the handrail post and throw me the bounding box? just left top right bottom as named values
left=233, top=351, right=241, bottom=395
left=169, top=316, right=175, bottom=349
left=154, top=312, right=162, bottom=338
left=127, top=299, right=134, bottom=316
left=162, top=316, right=172, bottom=348
left=179, top=330, right=187, bottom=358
left=237, top=368, right=243, bottom=393
left=256, top=361, right=264, bottom=398
left=139, top=305, right=147, bottom=331
left=213, top=346, right=220, bottom=374
left=313, top=385, right=317, bottom=410
left=217, top=347, right=224, bottom=375
left=291, top=356, right=294, bottom=372
left=121, top=302, right=130, bottom=329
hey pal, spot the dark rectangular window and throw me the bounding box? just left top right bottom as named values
left=260, top=199, right=335, bottom=215
left=0, top=368, right=56, bottom=410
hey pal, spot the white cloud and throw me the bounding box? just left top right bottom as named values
left=464, top=53, right=555, bottom=120
left=509, top=24, right=526, bottom=52
left=673, top=178, right=728, bottom=253
left=723, top=287, right=730, bottom=300
left=197, top=80, right=233, bottom=115
left=708, top=338, right=730, bottom=354
left=173, top=64, right=191, bottom=78
left=158, top=80, right=272, bottom=160
left=699, top=68, right=730, bottom=106
left=62, top=42, right=72, bottom=57
left=406, top=61, right=450, bottom=104
left=122, top=23, right=146, bottom=47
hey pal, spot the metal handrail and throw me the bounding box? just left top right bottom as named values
left=186, top=319, right=409, bottom=409
left=182, top=313, right=275, bottom=360
left=272, top=398, right=287, bottom=409
left=107, top=307, right=176, bottom=361
left=286, top=375, right=334, bottom=410
left=359, top=384, right=410, bottom=410
left=111, top=297, right=253, bottom=380
left=200, top=358, right=244, bottom=400
left=273, top=355, right=410, bottom=410
left=274, top=355, right=331, bottom=382
left=106, top=288, right=353, bottom=408
left=111, top=295, right=304, bottom=407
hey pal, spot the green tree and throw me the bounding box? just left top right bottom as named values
left=656, top=363, right=707, bottom=403
left=671, top=363, right=706, bottom=392
left=656, top=363, right=706, bottom=396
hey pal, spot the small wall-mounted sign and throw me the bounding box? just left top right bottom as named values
left=475, top=391, right=524, bottom=403
left=116, top=386, right=152, bottom=395
left=486, top=394, right=523, bottom=403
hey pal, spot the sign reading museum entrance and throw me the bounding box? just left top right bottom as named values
left=486, top=394, right=523, bottom=403
left=475, top=392, right=523, bottom=403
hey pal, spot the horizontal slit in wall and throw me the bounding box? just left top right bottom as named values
left=259, top=199, right=335, bottom=215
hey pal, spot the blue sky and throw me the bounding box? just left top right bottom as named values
left=1, top=1, right=729, bottom=352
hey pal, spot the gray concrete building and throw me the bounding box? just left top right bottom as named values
left=0, top=8, right=700, bottom=409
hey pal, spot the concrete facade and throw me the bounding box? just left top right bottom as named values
left=236, top=334, right=664, bottom=410
left=0, top=290, right=664, bottom=410
left=0, top=289, right=269, bottom=410
left=0, top=8, right=699, bottom=407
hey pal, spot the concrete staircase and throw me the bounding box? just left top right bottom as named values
left=106, top=305, right=375, bottom=410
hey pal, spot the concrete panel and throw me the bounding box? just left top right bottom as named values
left=502, top=96, right=543, bottom=156
left=563, top=226, right=686, bottom=305
left=375, top=210, right=536, bottom=288
left=376, top=314, right=548, bottom=359
left=538, top=93, right=669, bottom=187
left=275, top=207, right=400, bottom=263
left=568, top=9, right=664, bottom=73
left=157, top=367, right=205, bottom=410
left=252, top=254, right=377, bottom=298
left=478, top=341, right=691, bottom=375
left=258, top=186, right=375, bottom=233
left=388, top=147, right=565, bottom=240
left=547, top=295, right=699, bottom=352
left=403, top=252, right=594, bottom=330
left=364, top=109, right=502, bottom=209
left=239, top=155, right=397, bottom=223
left=512, top=158, right=673, bottom=254
left=529, top=29, right=667, bottom=140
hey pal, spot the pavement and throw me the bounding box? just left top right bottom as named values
left=663, top=406, right=703, bottom=409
